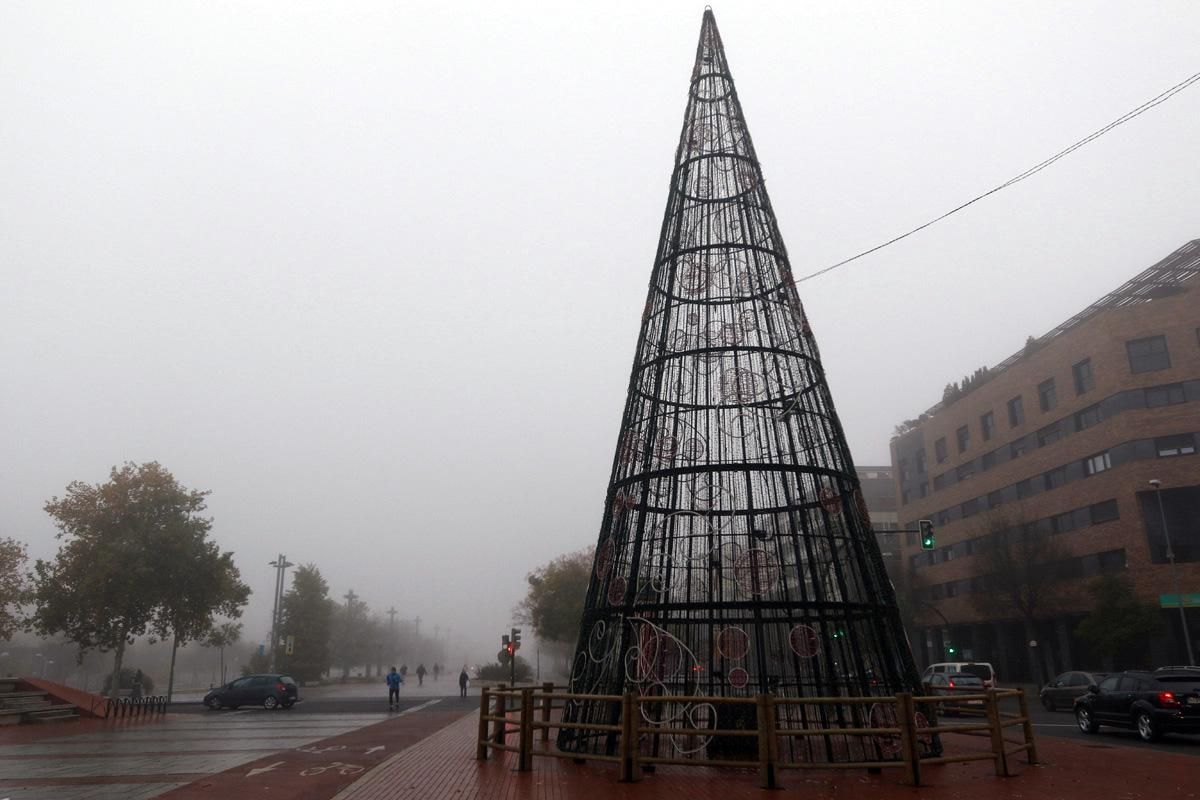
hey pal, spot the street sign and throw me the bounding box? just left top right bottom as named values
left=1160, top=593, right=1200, bottom=608
left=285, top=635, right=295, bottom=656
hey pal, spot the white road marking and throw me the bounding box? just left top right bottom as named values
left=396, top=699, right=442, bottom=716
left=364, top=746, right=385, bottom=755
left=246, top=760, right=285, bottom=777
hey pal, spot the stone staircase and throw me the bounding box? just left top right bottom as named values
left=0, top=678, right=80, bottom=725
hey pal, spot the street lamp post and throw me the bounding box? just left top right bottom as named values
left=1150, top=480, right=1196, bottom=666
left=268, top=555, right=295, bottom=672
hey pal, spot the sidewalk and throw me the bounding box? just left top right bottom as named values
left=335, top=710, right=1200, bottom=800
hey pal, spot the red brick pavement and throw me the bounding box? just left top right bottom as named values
left=335, top=712, right=1200, bottom=800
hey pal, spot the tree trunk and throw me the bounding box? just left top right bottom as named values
left=109, top=637, right=127, bottom=699
left=167, top=633, right=180, bottom=703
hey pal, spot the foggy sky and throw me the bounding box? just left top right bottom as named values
left=3, top=1, right=1198, bottom=665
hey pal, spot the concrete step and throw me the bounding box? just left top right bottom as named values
left=27, top=709, right=79, bottom=724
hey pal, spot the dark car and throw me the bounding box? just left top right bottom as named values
left=1074, top=670, right=1200, bottom=742
left=928, top=672, right=985, bottom=715
left=204, top=674, right=298, bottom=710
left=1040, top=671, right=1109, bottom=711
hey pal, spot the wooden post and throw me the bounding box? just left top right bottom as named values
left=1016, top=688, right=1039, bottom=764
left=476, top=686, right=491, bottom=760
left=896, top=693, right=921, bottom=787
left=756, top=694, right=779, bottom=790
left=541, top=681, right=553, bottom=742
left=986, top=688, right=1009, bottom=777
left=518, top=688, right=534, bottom=771
left=619, top=692, right=639, bottom=782
left=493, top=687, right=507, bottom=747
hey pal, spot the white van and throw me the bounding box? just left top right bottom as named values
left=922, top=662, right=996, bottom=688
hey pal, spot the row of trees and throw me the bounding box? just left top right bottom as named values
left=2, top=462, right=251, bottom=699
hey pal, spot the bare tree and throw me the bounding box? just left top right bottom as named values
left=969, top=513, right=1069, bottom=685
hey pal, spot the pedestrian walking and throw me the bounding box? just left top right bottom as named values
left=400, top=664, right=408, bottom=678
left=432, top=663, right=441, bottom=682
left=386, top=666, right=403, bottom=709
left=131, top=670, right=144, bottom=700
left=459, top=666, right=469, bottom=698
left=416, top=663, right=427, bottom=687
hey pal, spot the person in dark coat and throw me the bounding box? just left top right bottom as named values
left=459, top=666, right=469, bottom=698
left=386, top=666, right=403, bottom=709
left=416, top=663, right=427, bottom=686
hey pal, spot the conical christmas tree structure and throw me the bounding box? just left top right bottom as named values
left=558, top=10, right=931, bottom=764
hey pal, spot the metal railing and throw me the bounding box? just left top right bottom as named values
left=475, top=682, right=1037, bottom=789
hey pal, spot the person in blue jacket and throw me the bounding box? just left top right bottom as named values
left=386, top=666, right=403, bottom=709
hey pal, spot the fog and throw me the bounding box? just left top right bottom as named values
left=3, top=1, right=1198, bottom=667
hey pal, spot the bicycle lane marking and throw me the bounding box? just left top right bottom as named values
left=158, top=700, right=467, bottom=799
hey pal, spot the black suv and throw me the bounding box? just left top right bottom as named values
left=204, top=674, right=298, bottom=710
left=1074, top=669, right=1200, bottom=741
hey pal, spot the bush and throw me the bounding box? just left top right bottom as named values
left=102, top=668, right=155, bottom=694
left=476, top=657, right=532, bottom=683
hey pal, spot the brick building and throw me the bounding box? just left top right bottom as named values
left=890, top=239, right=1200, bottom=682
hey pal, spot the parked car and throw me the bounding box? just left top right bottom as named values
left=1074, top=670, right=1200, bottom=742
left=928, top=672, right=985, bottom=715
left=1040, top=671, right=1109, bottom=711
left=922, top=662, right=997, bottom=689
left=204, top=674, right=298, bottom=710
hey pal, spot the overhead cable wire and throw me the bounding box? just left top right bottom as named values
left=792, top=68, right=1200, bottom=285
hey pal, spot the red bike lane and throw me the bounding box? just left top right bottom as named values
left=159, top=701, right=470, bottom=800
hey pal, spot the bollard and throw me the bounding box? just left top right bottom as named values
left=986, top=688, right=1009, bottom=777
left=1016, top=689, right=1038, bottom=765
left=541, top=681, right=554, bottom=741
left=476, top=686, right=491, bottom=760
left=756, top=694, right=779, bottom=790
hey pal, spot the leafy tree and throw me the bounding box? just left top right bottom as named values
left=970, top=514, right=1069, bottom=685
left=516, top=547, right=593, bottom=645
left=1074, top=575, right=1164, bottom=667
left=102, top=667, right=155, bottom=695
left=277, top=565, right=334, bottom=682
left=476, top=656, right=532, bottom=683
left=204, top=621, right=243, bottom=686
left=31, top=462, right=223, bottom=697
left=153, top=530, right=250, bottom=701
left=329, top=591, right=372, bottom=679
left=0, top=538, right=29, bottom=641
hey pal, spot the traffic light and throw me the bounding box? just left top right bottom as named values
left=920, top=519, right=935, bottom=550
left=512, top=628, right=522, bottom=652
left=832, top=628, right=845, bottom=639
left=946, top=643, right=957, bottom=656
left=502, top=633, right=510, bottom=654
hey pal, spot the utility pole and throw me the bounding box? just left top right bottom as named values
left=268, top=554, right=294, bottom=672
left=343, top=590, right=360, bottom=680
left=413, top=616, right=422, bottom=639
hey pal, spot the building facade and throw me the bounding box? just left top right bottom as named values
left=890, top=240, right=1200, bottom=682
left=857, top=466, right=901, bottom=570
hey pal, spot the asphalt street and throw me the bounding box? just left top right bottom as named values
left=1028, top=701, right=1200, bottom=757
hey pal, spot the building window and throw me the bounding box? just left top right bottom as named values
left=1016, top=478, right=1035, bottom=499
left=981, top=450, right=996, bottom=471
left=961, top=498, right=979, bottom=518
left=1037, top=422, right=1062, bottom=447
left=1072, top=358, right=1094, bottom=395
left=1007, top=396, right=1025, bottom=427
left=1050, top=510, right=1077, bottom=534
left=933, top=473, right=948, bottom=491
left=1074, top=404, right=1102, bottom=431
left=918, top=482, right=929, bottom=498
left=1010, top=438, right=1027, bottom=460
left=1145, top=384, right=1185, bottom=408
left=1089, top=499, right=1119, bottom=524
left=980, top=411, right=995, bottom=442
left=1156, top=434, right=1197, bottom=457
left=987, top=490, right=1002, bottom=510
left=935, top=437, right=947, bottom=463
left=956, top=425, right=969, bottom=453
left=915, top=449, right=927, bottom=474
left=1084, top=451, right=1112, bottom=476
left=899, top=458, right=909, bottom=482
left=1127, top=335, right=1170, bottom=373
left=957, top=463, right=974, bottom=481
left=1044, top=466, right=1068, bottom=490
left=1038, top=379, right=1057, bottom=412
left=902, top=489, right=911, bottom=505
